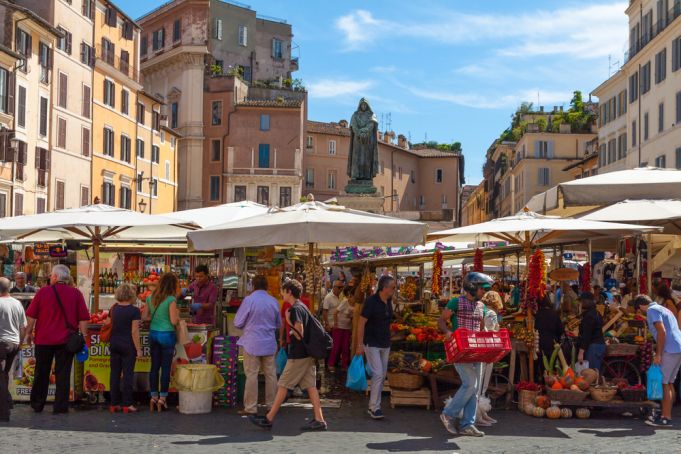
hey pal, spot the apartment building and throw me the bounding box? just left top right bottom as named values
left=203, top=75, right=303, bottom=207
left=0, top=43, right=20, bottom=219
left=461, top=184, right=487, bottom=226
left=0, top=1, right=61, bottom=216
left=139, top=0, right=299, bottom=210
left=304, top=121, right=463, bottom=218
left=563, top=137, right=600, bottom=180
left=92, top=0, right=141, bottom=210
left=17, top=0, right=95, bottom=210
left=136, top=91, right=180, bottom=214
left=594, top=0, right=681, bottom=172
left=498, top=128, right=597, bottom=216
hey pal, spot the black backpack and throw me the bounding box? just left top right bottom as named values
left=287, top=302, right=333, bottom=360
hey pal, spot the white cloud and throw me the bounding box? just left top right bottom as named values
left=307, top=78, right=375, bottom=99
left=335, top=2, right=627, bottom=59
left=408, top=87, right=574, bottom=110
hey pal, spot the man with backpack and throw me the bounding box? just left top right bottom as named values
left=249, top=279, right=329, bottom=431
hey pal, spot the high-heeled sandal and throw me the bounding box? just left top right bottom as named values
left=109, top=405, right=121, bottom=413
left=123, top=405, right=138, bottom=414
left=157, top=397, right=168, bottom=412
left=149, top=397, right=159, bottom=412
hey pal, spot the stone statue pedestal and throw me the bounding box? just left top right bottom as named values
left=344, top=179, right=377, bottom=195
left=335, top=193, right=385, bottom=214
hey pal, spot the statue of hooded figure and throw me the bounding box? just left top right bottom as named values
left=346, top=98, right=379, bottom=192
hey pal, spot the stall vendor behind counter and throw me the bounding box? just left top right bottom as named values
left=189, top=265, right=217, bottom=325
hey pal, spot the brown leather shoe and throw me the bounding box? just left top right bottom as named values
left=238, top=409, right=256, bottom=416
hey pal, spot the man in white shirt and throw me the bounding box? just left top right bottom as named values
left=322, top=280, right=343, bottom=332
left=0, top=277, right=27, bottom=421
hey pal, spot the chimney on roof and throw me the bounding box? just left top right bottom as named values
left=339, top=119, right=348, bottom=128
left=398, top=134, right=408, bottom=149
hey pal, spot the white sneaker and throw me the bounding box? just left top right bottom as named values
left=440, top=413, right=458, bottom=435
left=459, top=425, right=485, bottom=437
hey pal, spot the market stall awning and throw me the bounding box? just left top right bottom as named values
left=524, top=167, right=681, bottom=215
left=188, top=200, right=428, bottom=251
left=581, top=199, right=681, bottom=233
left=429, top=210, right=661, bottom=245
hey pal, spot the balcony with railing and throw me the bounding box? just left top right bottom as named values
left=625, top=4, right=681, bottom=63
left=95, top=45, right=140, bottom=82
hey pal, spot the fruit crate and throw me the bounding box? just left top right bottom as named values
left=444, top=328, right=512, bottom=363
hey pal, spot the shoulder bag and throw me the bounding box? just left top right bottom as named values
left=99, top=304, right=118, bottom=343
left=286, top=301, right=333, bottom=360
left=52, top=285, right=86, bottom=354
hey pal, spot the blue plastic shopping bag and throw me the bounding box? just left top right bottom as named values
left=647, top=365, right=663, bottom=401
left=346, top=355, right=368, bottom=391
left=275, top=348, right=288, bottom=375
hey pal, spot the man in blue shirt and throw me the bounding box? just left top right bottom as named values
left=234, top=275, right=281, bottom=416
left=634, top=295, right=681, bottom=427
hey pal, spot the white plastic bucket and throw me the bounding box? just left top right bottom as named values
left=178, top=391, right=213, bottom=414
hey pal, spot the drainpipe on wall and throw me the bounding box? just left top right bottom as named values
left=638, top=4, right=643, bottom=166
left=390, top=148, right=394, bottom=212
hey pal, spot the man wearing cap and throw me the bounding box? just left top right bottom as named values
left=10, top=272, right=35, bottom=294
left=438, top=272, right=494, bottom=438
left=634, top=295, right=681, bottom=427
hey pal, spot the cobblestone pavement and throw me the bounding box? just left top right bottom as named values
left=2, top=399, right=680, bottom=454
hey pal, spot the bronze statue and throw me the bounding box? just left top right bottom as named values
left=346, top=98, right=379, bottom=194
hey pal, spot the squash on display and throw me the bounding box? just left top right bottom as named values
left=575, top=407, right=591, bottom=419
left=546, top=406, right=561, bottom=419
left=560, top=407, right=573, bottom=418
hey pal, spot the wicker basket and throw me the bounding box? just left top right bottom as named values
left=517, top=390, right=539, bottom=411
left=621, top=388, right=646, bottom=402
left=387, top=371, right=424, bottom=391
left=547, top=388, right=589, bottom=402
left=605, top=343, right=640, bottom=356
left=590, top=385, right=618, bottom=402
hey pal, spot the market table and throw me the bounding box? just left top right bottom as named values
left=552, top=398, right=659, bottom=414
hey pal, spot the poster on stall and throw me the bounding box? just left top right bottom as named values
left=83, top=329, right=152, bottom=391
left=8, top=345, right=74, bottom=401
left=83, top=328, right=217, bottom=391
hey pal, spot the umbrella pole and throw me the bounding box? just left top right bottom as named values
left=93, top=238, right=100, bottom=313
left=309, top=242, right=316, bottom=313
left=647, top=233, right=653, bottom=295
left=523, top=233, right=535, bottom=383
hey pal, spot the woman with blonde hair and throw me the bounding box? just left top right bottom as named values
left=142, top=273, right=180, bottom=411
left=476, top=290, right=504, bottom=426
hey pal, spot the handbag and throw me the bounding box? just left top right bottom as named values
left=52, top=285, right=86, bottom=354
left=99, top=304, right=117, bottom=343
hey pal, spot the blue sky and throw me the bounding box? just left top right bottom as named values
left=122, top=0, right=629, bottom=184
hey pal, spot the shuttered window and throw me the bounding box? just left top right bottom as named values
left=56, top=181, right=65, bottom=210
left=81, top=186, right=89, bottom=207
left=39, top=97, right=48, bottom=136
left=57, top=117, right=66, bottom=148
left=82, top=84, right=91, bottom=118
left=82, top=127, right=90, bottom=156
left=17, top=86, right=26, bottom=127
left=58, top=72, right=67, bottom=108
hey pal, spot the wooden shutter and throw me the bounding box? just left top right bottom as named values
left=82, top=84, right=91, bottom=118
left=82, top=127, right=90, bottom=156
left=0, top=134, right=6, bottom=162
left=55, top=181, right=64, bottom=210
left=66, top=31, right=72, bottom=54
left=14, top=193, right=22, bottom=216
left=58, top=118, right=66, bottom=148
left=6, top=71, right=13, bottom=115
left=81, top=187, right=89, bottom=207
left=59, top=73, right=67, bottom=108
left=39, top=97, right=47, bottom=136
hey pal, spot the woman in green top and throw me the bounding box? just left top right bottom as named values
left=143, top=273, right=180, bottom=411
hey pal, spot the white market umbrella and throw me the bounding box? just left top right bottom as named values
left=582, top=199, right=681, bottom=234
left=429, top=210, right=661, bottom=246
left=525, top=167, right=681, bottom=214
left=168, top=201, right=268, bottom=230
left=0, top=204, right=198, bottom=310
left=188, top=200, right=428, bottom=251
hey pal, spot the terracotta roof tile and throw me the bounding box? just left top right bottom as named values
left=306, top=121, right=351, bottom=136
left=237, top=98, right=303, bottom=108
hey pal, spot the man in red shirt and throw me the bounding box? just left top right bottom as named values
left=24, top=265, right=89, bottom=414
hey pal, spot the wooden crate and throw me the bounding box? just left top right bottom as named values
left=390, top=387, right=431, bottom=410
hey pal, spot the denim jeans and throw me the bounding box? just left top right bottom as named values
left=364, top=345, right=390, bottom=412
left=443, top=362, right=481, bottom=429
left=586, top=343, right=606, bottom=372
left=0, top=342, right=19, bottom=420
left=149, top=330, right=175, bottom=397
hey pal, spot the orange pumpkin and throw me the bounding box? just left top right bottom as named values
left=560, top=375, right=574, bottom=388
left=419, top=359, right=432, bottom=373
left=551, top=381, right=563, bottom=390
left=546, top=406, right=561, bottom=419
left=535, top=395, right=551, bottom=409
left=575, top=377, right=590, bottom=391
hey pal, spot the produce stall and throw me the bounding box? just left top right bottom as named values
left=81, top=322, right=219, bottom=401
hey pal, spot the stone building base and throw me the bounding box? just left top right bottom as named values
left=335, top=194, right=385, bottom=214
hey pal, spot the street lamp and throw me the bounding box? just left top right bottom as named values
left=138, top=198, right=147, bottom=213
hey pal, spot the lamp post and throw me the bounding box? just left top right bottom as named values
left=138, top=198, right=147, bottom=213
